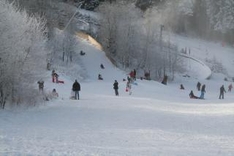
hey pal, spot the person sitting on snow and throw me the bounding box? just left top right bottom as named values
left=189, top=90, right=199, bottom=99
left=80, top=50, right=85, bottom=56
left=180, top=84, right=185, bottom=90
left=98, top=74, right=103, bottom=80
left=52, top=88, right=59, bottom=97
left=100, top=64, right=105, bottom=69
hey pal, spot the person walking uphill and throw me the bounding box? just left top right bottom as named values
left=219, top=85, right=226, bottom=99
left=72, top=80, right=81, bottom=100
left=113, top=80, right=119, bottom=96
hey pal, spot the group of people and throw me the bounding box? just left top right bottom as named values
left=189, top=82, right=206, bottom=99
left=37, top=69, right=63, bottom=99
left=39, top=64, right=234, bottom=101
left=113, top=70, right=137, bottom=96
left=187, top=81, right=232, bottom=100
left=37, top=80, right=59, bottom=98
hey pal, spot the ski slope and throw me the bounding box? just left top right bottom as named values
left=1, top=36, right=234, bottom=156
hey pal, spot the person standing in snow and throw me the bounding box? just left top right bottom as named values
left=133, top=69, right=136, bottom=80
left=52, top=89, right=59, bottom=98
left=197, top=82, right=201, bottom=91
left=126, top=81, right=132, bottom=95
left=161, top=75, right=168, bottom=85
left=37, top=80, right=44, bottom=92
left=72, top=80, right=81, bottom=100
left=129, top=71, right=134, bottom=81
left=54, top=72, right=59, bottom=83
left=219, top=85, right=226, bottom=99
left=127, top=76, right=131, bottom=83
left=228, top=84, right=233, bottom=92
left=52, top=70, right=55, bottom=83
left=200, top=84, right=206, bottom=99
left=113, top=80, right=119, bottom=96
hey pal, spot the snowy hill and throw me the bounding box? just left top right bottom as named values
left=1, top=36, right=234, bottom=156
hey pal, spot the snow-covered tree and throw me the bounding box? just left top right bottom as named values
left=206, top=0, right=234, bottom=32
left=0, top=0, right=48, bottom=109
left=98, top=2, right=182, bottom=80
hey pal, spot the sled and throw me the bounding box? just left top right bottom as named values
left=70, top=96, right=75, bottom=100
left=58, top=80, right=64, bottom=84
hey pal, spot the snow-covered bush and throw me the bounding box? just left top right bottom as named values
left=205, top=57, right=227, bottom=75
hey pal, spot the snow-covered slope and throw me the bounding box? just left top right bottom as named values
left=1, top=36, right=234, bottom=156
left=172, top=35, right=234, bottom=78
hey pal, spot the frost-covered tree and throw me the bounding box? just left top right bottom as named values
left=0, top=0, right=48, bottom=109
left=98, top=2, right=144, bottom=67
left=206, top=0, right=234, bottom=31
left=98, top=2, right=181, bottom=80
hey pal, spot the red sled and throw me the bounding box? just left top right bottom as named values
left=58, top=80, right=64, bottom=84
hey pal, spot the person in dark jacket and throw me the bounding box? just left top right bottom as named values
left=72, top=80, right=81, bottom=100
left=189, top=90, right=198, bottom=99
left=219, top=85, right=226, bottom=99
left=180, top=84, right=185, bottom=90
left=98, top=74, right=103, bottom=80
left=161, top=75, right=168, bottom=85
left=133, top=69, right=136, bottom=80
left=113, top=80, right=119, bottom=96
left=100, top=64, right=105, bottom=69
left=80, top=50, right=85, bottom=56
left=37, top=80, right=44, bottom=92
left=197, top=82, right=201, bottom=91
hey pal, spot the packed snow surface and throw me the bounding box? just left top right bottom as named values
left=1, top=35, right=234, bottom=156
